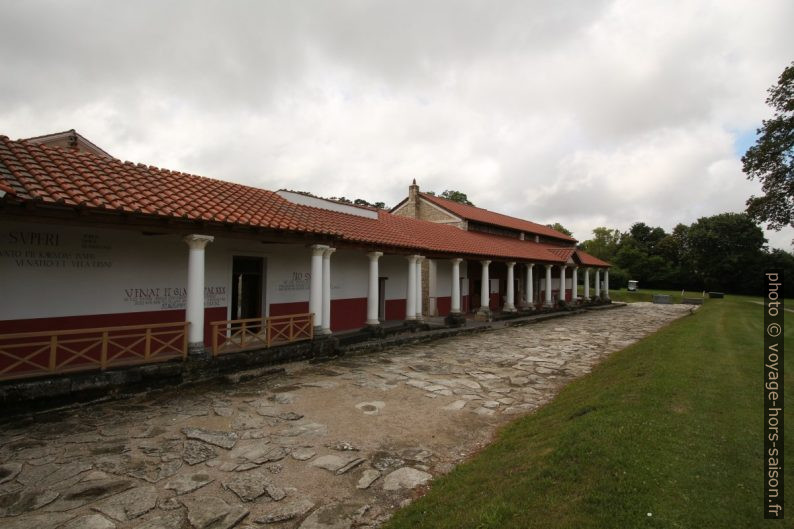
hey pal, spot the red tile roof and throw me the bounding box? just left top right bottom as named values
left=546, top=247, right=576, bottom=262
left=0, top=135, right=608, bottom=266
left=417, top=192, right=577, bottom=242
left=575, top=250, right=611, bottom=267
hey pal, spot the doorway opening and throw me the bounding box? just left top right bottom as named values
left=231, top=256, right=264, bottom=321
left=378, top=277, right=387, bottom=321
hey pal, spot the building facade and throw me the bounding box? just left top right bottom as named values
left=0, top=132, right=610, bottom=380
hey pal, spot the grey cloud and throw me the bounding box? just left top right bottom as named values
left=0, top=0, right=792, bottom=249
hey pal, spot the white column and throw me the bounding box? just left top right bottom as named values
left=450, top=258, right=462, bottom=313
left=480, top=260, right=491, bottom=312
left=559, top=265, right=567, bottom=303
left=526, top=263, right=534, bottom=307
left=544, top=264, right=553, bottom=307
left=584, top=267, right=591, bottom=300
left=366, top=252, right=383, bottom=325
left=321, top=247, right=336, bottom=334
left=184, top=234, right=214, bottom=353
left=406, top=255, right=418, bottom=320
left=415, top=256, right=424, bottom=320
left=505, top=262, right=516, bottom=312
left=604, top=269, right=610, bottom=300
left=572, top=266, right=579, bottom=301
left=595, top=269, right=601, bottom=298
left=309, top=245, right=327, bottom=331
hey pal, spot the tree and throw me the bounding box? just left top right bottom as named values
left=353, top=198, right=388, bottom=209
left=628, top=222, right=667, bottom=253
left=440, top=189, right=474, bottom=205
left=578, top=227, right=622, bottom=261
left=546, top=222, right=573, bottom=237
left=742, top=61, right=794, bottom=232
left=686, top=213, right=767, bottom=292
left=764, top=248, right=794, bottom=297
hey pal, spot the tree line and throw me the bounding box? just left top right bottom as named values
left=578, top=213, right=794, bottom=296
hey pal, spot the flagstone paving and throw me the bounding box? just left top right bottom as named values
left=0, top=302, right=691, bottom=529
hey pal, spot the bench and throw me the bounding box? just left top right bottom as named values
left=652, top=294, right=672, bottom=304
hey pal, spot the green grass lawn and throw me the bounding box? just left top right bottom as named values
left=588, top=287, right=723, bottom=304
left=384, top=296, right=792, bottom=528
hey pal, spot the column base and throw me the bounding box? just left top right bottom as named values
left=474, top=308, right=491, bottom=322
left=543, top=301, right=554, bottom=308
left=187, top=342, right=209, bottom=361
left=503, top=304, right=516, bottom=312
left=444, top=312, right=467, bottom=327
left=320, top=327, right=332, bottom=335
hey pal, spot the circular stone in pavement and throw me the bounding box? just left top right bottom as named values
left=355, top=401, right=385, bottom=415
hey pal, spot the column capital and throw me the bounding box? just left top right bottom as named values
left=480, top=260, right=491, bottom=266
left=323, top=247, right=336, bottom=257
left=311, top=244, right=329, bottom=256
left=572, top=265, right=579, bottom=270
left=450, top=257, right=463, bottom=265
left=545, top=263, right=552, bottom=270
left=560, top=264, right=567, bottom=270
left=183, top=234, right=214, bottom=250
left=367, top=251, right=383, bottom=260
left=506, top=261, right=516, bottom=268
left=407, top=254, right=419, bottom=264
left=527, top=262, right=535, bottom=269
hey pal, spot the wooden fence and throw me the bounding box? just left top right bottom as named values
left=0, top=321, right=188, bottom=382
left=211, top=313, right=314, bottom=356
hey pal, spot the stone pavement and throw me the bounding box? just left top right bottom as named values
left=0, top=302, right=691, bottom=529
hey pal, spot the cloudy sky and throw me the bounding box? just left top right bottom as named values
left=1, top=0, right=792, bottom=248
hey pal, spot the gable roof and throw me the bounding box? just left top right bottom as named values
left=22, top=129, right=114, bottom=159
left=575, top=250, right=611, bottom=267
left=0, top=135, right=608, bottom=266
left=416, top=192, right=577, bottom=243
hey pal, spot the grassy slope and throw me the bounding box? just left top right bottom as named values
left=384, top=297, right=792, bottom=529
left=599, top=287, right=734, bottom=304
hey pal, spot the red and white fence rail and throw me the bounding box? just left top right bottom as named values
left=211, top=313, right=314, bottom=356
left=0, top=321, right=188, bottom=382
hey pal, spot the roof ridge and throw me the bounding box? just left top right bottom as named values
left=419, top=192, right=576, bottom=242
left=0, top=134, right=601, bottom=264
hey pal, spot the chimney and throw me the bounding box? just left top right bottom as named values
left=409, top=179, right=420, bottom=218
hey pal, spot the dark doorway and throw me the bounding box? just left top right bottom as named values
left=459, top=277, right=466, bottom=313
left=378, top=277, right=387, bottom=321
left=471, top=279, right=482, bottom=310
left=231, top=256, right=264, bottom=320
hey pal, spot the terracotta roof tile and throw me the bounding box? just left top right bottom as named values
left=575, top=250, right=611, bottom=267
left=417, top=192, right=577, bottom=242
left=546, top=247, right=576, bottom=261
left=0, top=135, right=608, bottom=266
